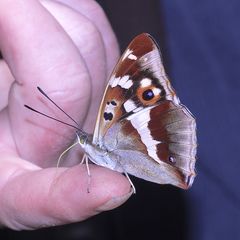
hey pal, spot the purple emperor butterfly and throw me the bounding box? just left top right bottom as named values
left=26, top=33, right=197, bottom=191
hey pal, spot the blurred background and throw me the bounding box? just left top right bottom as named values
left=1, top=0, right=240, bottom=239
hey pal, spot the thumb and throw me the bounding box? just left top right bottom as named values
left=0, top=162, right=132, bottom=230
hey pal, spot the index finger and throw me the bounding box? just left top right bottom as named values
left=0, top=0, right=91, bottom=165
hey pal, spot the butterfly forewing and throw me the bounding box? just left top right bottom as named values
left=93, top=33, right=177, bottom=142
left=93, top=33, right=197, bottom=189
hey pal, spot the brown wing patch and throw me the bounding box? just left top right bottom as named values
left=99, top=86, right=125, bottom=137
left=149, top=101, right=197, bottom=175
left=114, top=33, right=155, bottom=78
left=120, top=120, right=148, bottom=153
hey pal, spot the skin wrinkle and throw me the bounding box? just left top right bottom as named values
left=0, top=162, right=39, bottom=229
left=0, top=61, right=14, bottom=110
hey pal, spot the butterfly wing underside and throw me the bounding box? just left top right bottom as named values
left=93, top=33, right=197, bottom=189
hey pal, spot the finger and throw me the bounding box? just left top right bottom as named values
left=0, top=162, right=132, bottom=230
left=0, top=60, right=14, bottom=110
left=0, top=108, right=17, bottom=155
left=0, top=1, right=91, bottom=165
left=56, top=0, right=120, bottom=75
left=40, top=0, right=108, bottom=132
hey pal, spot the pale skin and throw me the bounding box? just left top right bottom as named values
left=0, top=0, right=131, bottom=230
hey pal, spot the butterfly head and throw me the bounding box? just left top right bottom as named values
left=76, top=131, right=89, bottom=148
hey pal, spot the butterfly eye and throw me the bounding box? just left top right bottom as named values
left=111, top=101, right=117, bottom=106
left=142, top=89, right=154, bottom=101
left=79, top=135, right=87, bottom=144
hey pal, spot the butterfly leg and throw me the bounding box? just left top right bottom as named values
left=57, top=141, right=78, bottom=168
left=124, top=172, right=136, bottom=194
left=76, top=133, right=90, bottom=172
left=85, top=156, right=91, bottom=193
left=79, top=154, right=91, bottom=193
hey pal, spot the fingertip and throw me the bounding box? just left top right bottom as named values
left=50, top=165, right=132, bottom=220
left=89, top=165, right=133, bottom=211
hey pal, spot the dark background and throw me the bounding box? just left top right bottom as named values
left=1, top=0, right=240, bottom=239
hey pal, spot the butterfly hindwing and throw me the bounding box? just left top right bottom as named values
left=92, top=33, right=197, bottom=189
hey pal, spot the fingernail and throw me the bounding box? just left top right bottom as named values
left=96, top=188, right=134, bottom=212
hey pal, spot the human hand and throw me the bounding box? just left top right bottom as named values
left=0, top=0, right=131, bottom=230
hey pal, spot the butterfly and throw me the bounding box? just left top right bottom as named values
left=26, top=33, right=197, bottom=192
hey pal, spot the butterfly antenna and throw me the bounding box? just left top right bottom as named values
left=37, top=86, right=80, bottom=128
left=24, top=104, right=80, bottom=131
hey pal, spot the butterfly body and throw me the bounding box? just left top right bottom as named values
left=80, top=135, right=120, bottom=172
left=76, top=33, right=197, bottom=190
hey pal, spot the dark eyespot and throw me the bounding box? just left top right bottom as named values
left=142, top=89, right=154, bottom=101
left=104, top=112, right=113, bottom=121
left=111, top=100, right=117, bottom=106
